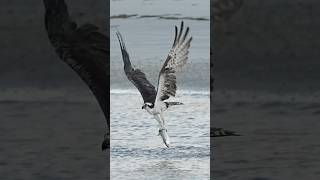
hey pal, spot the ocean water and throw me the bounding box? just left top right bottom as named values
left=110, top=0, right=210, bottom=19
left=110, top=1, right=210, bottom=179
left=110, top=0, right=210, bottom=90
left=212, top=90, right=320, bottom=179
left=0, top=0, right=210, bottom=179
left=110, top=90, right=210, bottom=180
left=110, top=18, right=210, bottom=91
left=0, top=88, right=108, bottom=180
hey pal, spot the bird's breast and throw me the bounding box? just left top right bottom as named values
left=145, top=106, right=156, bottom=115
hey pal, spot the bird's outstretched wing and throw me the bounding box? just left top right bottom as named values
left=43, top=0, right=109, bottom=126
left=116, top=31, right=157, bottom=104
left=155, top=21, right=192, bottom=105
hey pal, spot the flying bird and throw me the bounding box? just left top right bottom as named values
left=116, top=21, right=192, bottom=147
left=43, top=0, right=110, bottom=150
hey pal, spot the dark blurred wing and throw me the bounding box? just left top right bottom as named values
left=155, top=21, right=192, bottom=105
left=116, top=31, right=157, bottom=104
left=43, top=0, right=109, bottom=124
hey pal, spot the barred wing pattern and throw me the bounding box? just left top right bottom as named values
left=155, top=21, right=192, bottom=105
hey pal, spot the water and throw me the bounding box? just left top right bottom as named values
left=110, top=18, right=210, bottom=91
left=110, top=1, right=210, bottom=179
left=212, top=90, right=320, bottom=179
left=110, top=90, right=210, bottom=180
left=0, top=88, right=108, bottom=179
left=110, top=0, right=210, bottom=19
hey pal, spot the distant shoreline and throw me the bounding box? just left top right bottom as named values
left=110, top=14, right=209, bottom=21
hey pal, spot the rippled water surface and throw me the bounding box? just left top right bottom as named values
left=110, top=90, right=210, bottom=180
left=110, top=0, right=210, bottom=179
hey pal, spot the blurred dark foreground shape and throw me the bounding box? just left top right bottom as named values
left=0, top=0, right=109, bottom=179
left=43, top=0, right=110, bottom=150
left=212, top=0, right=320, bottom=179
left=211, top=0, right=244, bottom=137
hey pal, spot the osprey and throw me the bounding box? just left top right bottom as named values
left=43, top=0, right=110, bottom=150
left=116, top=21, right=192, bottom=147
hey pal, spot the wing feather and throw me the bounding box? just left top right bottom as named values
left=43, top=0, right=108, bottom=126
left=155, top=21, right=192, bottom=105
left=116, top=31, right=157, bottom=104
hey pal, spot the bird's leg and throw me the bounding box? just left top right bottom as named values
left=154, top=113, right=165, bottom=130
left=160, top=113, right=167, bottom=128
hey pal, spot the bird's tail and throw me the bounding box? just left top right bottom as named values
left=165, top=102, right=183, bottom=108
